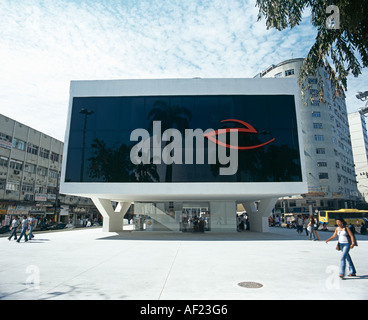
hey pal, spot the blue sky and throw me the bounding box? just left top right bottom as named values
left=0, top=0, right=367, bottom=141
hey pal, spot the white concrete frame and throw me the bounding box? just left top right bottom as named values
left=61, top=78, right=308, bottom=233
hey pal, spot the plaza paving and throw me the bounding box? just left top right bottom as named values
left=0, top=226, right=367, bottom=300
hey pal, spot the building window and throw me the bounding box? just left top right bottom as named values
left=317, top=161, right=327, bottom=167
left=37, top=166, right=48, bottom=176
left=319, top=172, right=329, bottom=180
left=35, top=186, right=44, bottom=193
left=285, top=69, right=294, bottom=76
left=308, top=78, right=317, bottom=84
left=25, top=163, right=36, bottom=174
left=313, top=123, right=323, bottom=129
left=39, top=147, right=50, bottom=159
left=9, top=159, right=23, bottom=171
left=6, top=182, right=20, bottom=191
left=49, top=170, right=59, bottom=179
left=314, top=135, right=324, bottom=141
left=27, top=143, right=39, bottom=155
left=22, top=183, right=34, bottom=193
left=0, top=179, right=5, bottom=190
left=311, top=99, right=320, bottom=106
left=0, top=156, right=8, bottom=167
left=316, top=148, right=325, bottom=154
left=274, top=72, right=282, bottom=78
left=0, top=132, right=12, bottom=143
left=12, top=138, right=26, bottom=151
left=312, top=111, right=321, bottom=117
left=47, top=186, right=57, bottom=194
left=50, top=152, right=59, bottom=162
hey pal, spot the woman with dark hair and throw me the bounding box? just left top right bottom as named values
left=326, top=218, right=357, bottom=279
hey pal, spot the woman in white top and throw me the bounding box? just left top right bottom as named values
left=326, top=218, right=357, bottom=278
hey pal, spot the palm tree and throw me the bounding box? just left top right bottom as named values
left=148, top=99, right=192, bottom=182
left=88, top=139, right=136, bottom=182
left=135, top=162, right=160, bottom=182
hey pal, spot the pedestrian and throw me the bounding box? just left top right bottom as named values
left=326, top=218, right=357, bottom=279
left=313, top=214, right=320, bottom=241
left=307, top=216, right=316, bottom=240
left=28, top=214, right=36, bottom=240
left=361, top=222, right=367, bottom=235
left=303, top=216, right=309, bottom=236
left=8, top=216, right=20, bottom=241
left=275, top=216, right=280, bottom=227
left=296, top=215, right=303, bottom=234
left=236, top=214, right=242, bottom=232
left=16, top=215, right=29, bottom=243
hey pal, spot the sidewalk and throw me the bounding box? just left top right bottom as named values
left=0, top=226, right=367, bottom=300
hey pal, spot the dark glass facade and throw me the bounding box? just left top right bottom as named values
left=65, top=95, right=302, bottom=183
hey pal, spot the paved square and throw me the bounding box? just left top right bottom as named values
left=1, top=227, right=367, bottom=300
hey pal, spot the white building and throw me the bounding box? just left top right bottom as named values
left=255, top=58, right=359, bottom=213
left=348, top=110, right=368, bottom=202
left=61, top=78, right=307, bottom=233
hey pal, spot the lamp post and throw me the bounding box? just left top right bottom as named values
left=356, top=92, right=368, bottom=205
left=79, top=108, right=94, bottom=182
left=356, top=91, right=368, bottom=115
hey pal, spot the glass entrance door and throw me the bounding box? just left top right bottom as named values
left=181, top=205, right=210, bottom=232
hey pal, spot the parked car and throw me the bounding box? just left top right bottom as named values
left=49, top=223, right=67, bottom=230
left=39, top=223, right=66, bottom=231
left=0, top=225, right=10, bottom=234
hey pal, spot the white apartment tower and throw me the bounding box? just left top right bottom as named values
left=348, top=110, right=368, bottom=202
left=256, top=58, right=359, bottom=213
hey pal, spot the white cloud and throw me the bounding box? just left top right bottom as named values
left=0, top=0, right=366, bottom=141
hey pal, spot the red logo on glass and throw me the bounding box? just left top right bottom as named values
left=204, top=119, right=275, bottom=150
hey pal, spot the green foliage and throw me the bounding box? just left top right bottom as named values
left=256, top=0, right=368, bottom=90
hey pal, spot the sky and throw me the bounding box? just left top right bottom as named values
left=0, top=0, right=367, bottom=142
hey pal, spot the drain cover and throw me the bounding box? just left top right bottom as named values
left=238, top=281, right=263, bottom=288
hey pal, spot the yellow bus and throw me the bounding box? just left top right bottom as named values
left=318, top=209, right=368, bottom=226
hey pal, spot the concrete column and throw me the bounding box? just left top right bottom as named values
left=242, top=198, right=277, bottom=233
left=210, top=201, right=236, bottom=232
left=91, top=198, right=132, bottom=232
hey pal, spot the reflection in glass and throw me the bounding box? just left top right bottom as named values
left=79, top=108, right=94, bottom=182
left=65, top=95, right=302, bottom=183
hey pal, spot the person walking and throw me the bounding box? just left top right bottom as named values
left=303, top=216, right=309, bottom=236
left=307, top=216, right=316, bottom=240
left=326, top=218, right=357, bottom=279
left=8, top=216, right=20, bottom=241
left=28, top=214, right=36, bottom=240
left=296, top=215, right=303, bottom=234
left=16, top=215, right=29, bottom=243
left=313, top=214, right=320, bottom=241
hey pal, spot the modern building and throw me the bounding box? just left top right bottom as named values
left=61, top=78, right=307, bottom=233
left=0, top=114, right=98, bottom=227
left=255, top=58, right=359, bottom=213
left=348, top=110, right=368, bottom=202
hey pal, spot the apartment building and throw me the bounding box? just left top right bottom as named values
left=348, top=110, right=368, bottom=203
left=0, top=114, right=98, bottom=226
left=255, top=58, right=359, bottom=213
